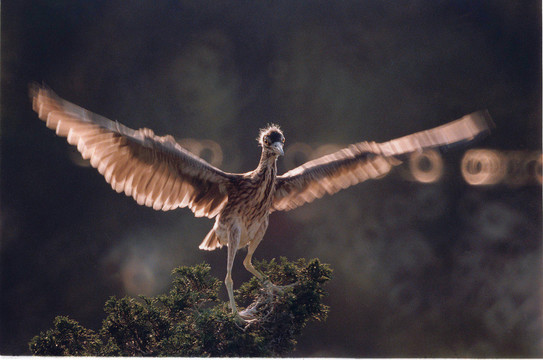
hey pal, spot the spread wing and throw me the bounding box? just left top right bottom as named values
left=30, top=84, right=233, bottom=218
left=273, top=110, right=493, bottom=212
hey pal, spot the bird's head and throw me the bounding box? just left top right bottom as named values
left=258, top=124, right=285, bottom=156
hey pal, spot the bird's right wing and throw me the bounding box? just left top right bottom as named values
left=30, top=84, right=233, bottom=218
left=272, top=111, right=494, bottom=212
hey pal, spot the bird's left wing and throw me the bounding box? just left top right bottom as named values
left=272, top=111, right=493, bottom=212
left=30, top=84, right=233, bottom=218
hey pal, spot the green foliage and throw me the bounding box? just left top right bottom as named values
left=29, top=258, right=331, bottom=356
left=28, top=316, right=101, bottom=356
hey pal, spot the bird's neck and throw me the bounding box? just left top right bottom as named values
left=254, top=150, right=278, bottom=180
left=251, top=150, right=278, bottom=204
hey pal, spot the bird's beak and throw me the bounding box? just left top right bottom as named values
left=271, top=141, right=284, bottom=156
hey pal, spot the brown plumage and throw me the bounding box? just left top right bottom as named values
left=30, top=84, right=493, bottom=319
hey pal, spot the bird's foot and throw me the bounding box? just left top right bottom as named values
left=233, top=280, right=299, bottom=328
left=262, top=279, right=298, bottom=294
left=232, top=314, right=249, bottom=329
left=232, top=308, right=260, bottom=330
left=238, top=306, right=259, bottom=321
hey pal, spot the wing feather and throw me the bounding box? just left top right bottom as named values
left=145, top=163, right=169, bottom=208
left=158, top=172, right=177, bottom=210
left=273, top=111, right=493, bottom=212
left=30, top=84, right=233, bottom=218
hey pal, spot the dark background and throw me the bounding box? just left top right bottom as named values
left=2, top=0, right=541, bottom=356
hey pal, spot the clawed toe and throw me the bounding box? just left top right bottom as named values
left=232, top=280, right=299, bottom=327
left=263, top=280, right=298, bottom=294
left=238, top=307, right=258, bottom=320
left=233, top=309, right=259, bottom=328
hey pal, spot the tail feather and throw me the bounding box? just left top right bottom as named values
left=199, top=229, right=223, bottom=250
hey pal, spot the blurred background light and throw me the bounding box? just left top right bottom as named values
left=461, top=149, right=506, bottom=185
left=408, top=149, right=444, bottom=183
left=177, top=138, right=224, bottom=167
left=462, top=149, right=542, bottom=186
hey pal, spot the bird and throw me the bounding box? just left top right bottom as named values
left=30, top=83, right=493, bottom=319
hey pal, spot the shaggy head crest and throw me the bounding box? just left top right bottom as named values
left=258, top=124, right=284, bottom=146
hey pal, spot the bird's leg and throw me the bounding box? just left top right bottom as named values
left=237, top=237, right=266, bottom=321
left=239, top=238, right=296, bottom=322
left=238, top=234, right=299, bottom=322
left=225, top=225, right=240, bottom=316
left=242, top=237, right=295, bottom=295
left=242, top=236, right=265, bottom=281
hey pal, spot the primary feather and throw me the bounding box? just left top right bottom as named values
left=273, top=110, right=493, bottom=211
left=31, top=84, right=231, bottom=217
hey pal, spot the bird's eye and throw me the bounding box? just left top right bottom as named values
left=264, top=137, right=271, bottom=145
left=281, top=137, right=285, bottom=143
